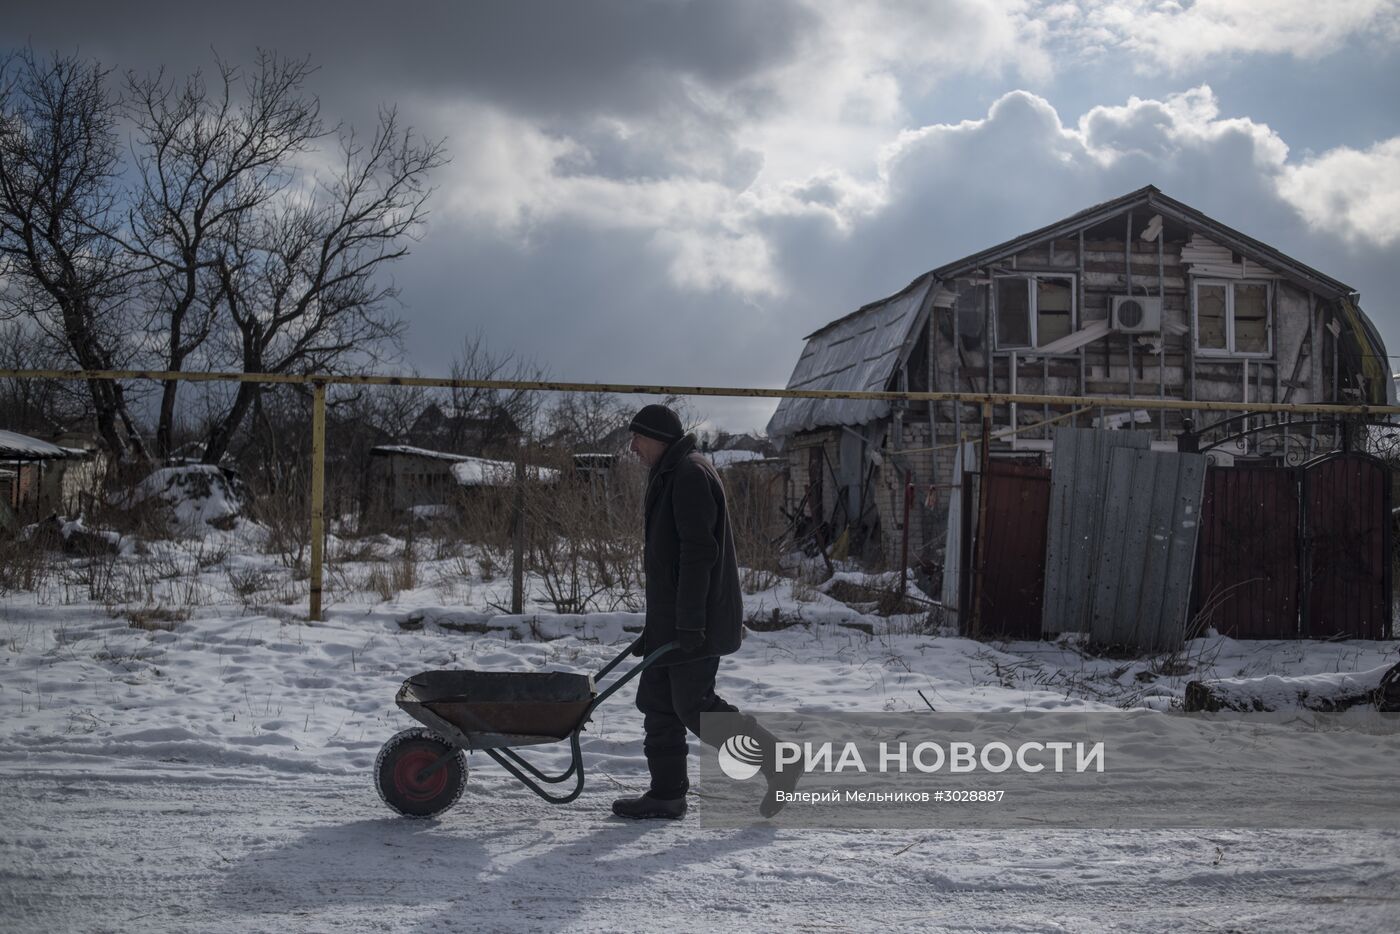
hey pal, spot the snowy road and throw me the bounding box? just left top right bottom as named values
left=3, top=603, right=1399, bottom=931
left=4, top=766, right=1398, bottom=933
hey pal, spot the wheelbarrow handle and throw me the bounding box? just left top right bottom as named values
left=594, top=636, right=660, bottom=680
left=588, top=638, right=678, bottom=711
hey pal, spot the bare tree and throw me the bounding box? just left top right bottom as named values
left=200, top=107, right=446, bottom=464
left=0, top=321, right=89, bottom=433
left=0, top=48, right=148, bottom=460
left=544, top=389, right=631, bottom=452
left=440, top=331, right=547, bottom=454
left=124, top=51, right=324, bottom=459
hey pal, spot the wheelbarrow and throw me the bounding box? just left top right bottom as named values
left=375, top=637, right=675, bottom=818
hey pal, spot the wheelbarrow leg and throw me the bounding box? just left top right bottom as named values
left=493, top=744, right=579, bottom=784
left=483, top=729, right=587, bottom=804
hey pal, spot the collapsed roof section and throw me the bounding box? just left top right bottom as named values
left=766, top=278, right=933, bottom=440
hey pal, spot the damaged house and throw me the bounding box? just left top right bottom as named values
left=767, top=186, right=1392, bottom=591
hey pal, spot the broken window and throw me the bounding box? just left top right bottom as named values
left=1194, top=280, right=1271, bottom=356
left=1197, top=284, right=1227, bottom=351
left=1037, top=279, right=1073, bottom=345
left=994, top=275, right=1075, bottom=349
left=996, top=278, right=1031, bottom=347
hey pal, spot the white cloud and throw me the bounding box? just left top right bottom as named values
left=1076, top=86, right=1290, bottom=169
left=1067, top=0, right=1400, bottom=70
left=744, top=0, right=1053, bottom=183
left=431, top=77, right=1400, bottom=308
left=1277, top=139, right=1400, bottom=248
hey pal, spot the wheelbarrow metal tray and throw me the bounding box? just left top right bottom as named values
left=397, top=670, right=595, bottom=745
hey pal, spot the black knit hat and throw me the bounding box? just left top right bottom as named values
left=629, top=403, right=684, bottom=443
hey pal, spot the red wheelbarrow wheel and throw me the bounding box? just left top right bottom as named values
left=375, top=728, right=467, bottom=818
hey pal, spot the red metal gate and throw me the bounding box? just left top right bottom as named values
left=1194, top=452, right=1391, bottom=639
left=971, top=461, right=1051, bottom=639
left=1195, top=465, right=1300, bottom=638
left=1302, top=454, right=1390, bottom=639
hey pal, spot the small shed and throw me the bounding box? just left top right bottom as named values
left=366, top=444, right=560, bottom=524
left=1, top=429, right=76, bottom=524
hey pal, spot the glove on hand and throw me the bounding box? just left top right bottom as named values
left=629, top=637, right=645, bottom=657
left=677, top=628, right=705, bottom=652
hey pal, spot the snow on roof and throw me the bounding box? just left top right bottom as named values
left=450, top=456, right=559, bottom=487
left=369, top=444, right=475, bottom=462
left=707, top=449, right=766, bottom=467
left=0, top=429, right=69, bottom=461
left=368, top=444, right=560, bottom=486
left=767, top=278, right=932, bottom=439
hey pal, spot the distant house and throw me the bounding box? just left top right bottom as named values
left=365, top=444, right=559, bottom=523
left=407, top=402, right=522, bottom=456
left=767, top=185, right=1392, bottom=579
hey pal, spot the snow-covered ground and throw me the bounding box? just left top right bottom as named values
left=2, top=516, right=1398, bottom=932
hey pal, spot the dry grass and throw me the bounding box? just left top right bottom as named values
left=247, top=474, right=310, bottom=576
left=0, top=535, right=53, bottom=594
left=124, top=604, right=191, bottom=631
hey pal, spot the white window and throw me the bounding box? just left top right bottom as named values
left=994, top=275, right=1075, bottom=349
left=1194, top=280, right=1271, bottom=356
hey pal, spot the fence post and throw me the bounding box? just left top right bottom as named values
left=511, top=453, right=525, bottom=615
left=309, top=381, right=326, bottom=622
left=970, top=400, right=993, bottom=637
left=900, top=471, right=913, bottom=596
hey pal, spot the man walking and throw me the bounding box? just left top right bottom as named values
left=612, top=403, right=796, bottom=820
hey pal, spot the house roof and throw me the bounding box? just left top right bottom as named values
left=767, top=277, right=933, bottom=439
left=930, top=185, right=1355, bottom=298
left=0, top=429, right=69, bottom=462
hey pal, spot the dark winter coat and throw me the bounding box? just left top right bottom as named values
left=639, top=434, right=743, bottom=665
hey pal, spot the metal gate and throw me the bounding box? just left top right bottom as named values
left=1195, top=465, right=1301, bottom=638
left=1301, top=453, right=1391, bottom=639
left=969, top=461, right=1051, bottom=639
left=1194, top=452, right=1391, bottom=639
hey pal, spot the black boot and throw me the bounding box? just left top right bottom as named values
left=611, top=793, right=688, bottom=820
left=613, top=752, right=688, bottom=819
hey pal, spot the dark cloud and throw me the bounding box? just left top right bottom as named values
left=1, top=0, right=814, bottom=121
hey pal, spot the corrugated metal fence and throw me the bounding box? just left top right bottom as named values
left=1086, top=447, right=1207, bottom=650
left=1040, top=429, right=1206, bottom=650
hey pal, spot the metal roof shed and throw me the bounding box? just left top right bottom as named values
left=0, top=429, right=69, bottom=462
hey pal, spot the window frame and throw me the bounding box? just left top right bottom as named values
left=992, top=273, right=1078, bottom=351
left=1193, top=278, right=1273, bottom=358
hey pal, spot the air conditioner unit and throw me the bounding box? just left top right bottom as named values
left=1111, top=295, right=1161, bottom=333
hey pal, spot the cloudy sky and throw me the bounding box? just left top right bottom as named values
left=7, top=1, right=1400, bottom=430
